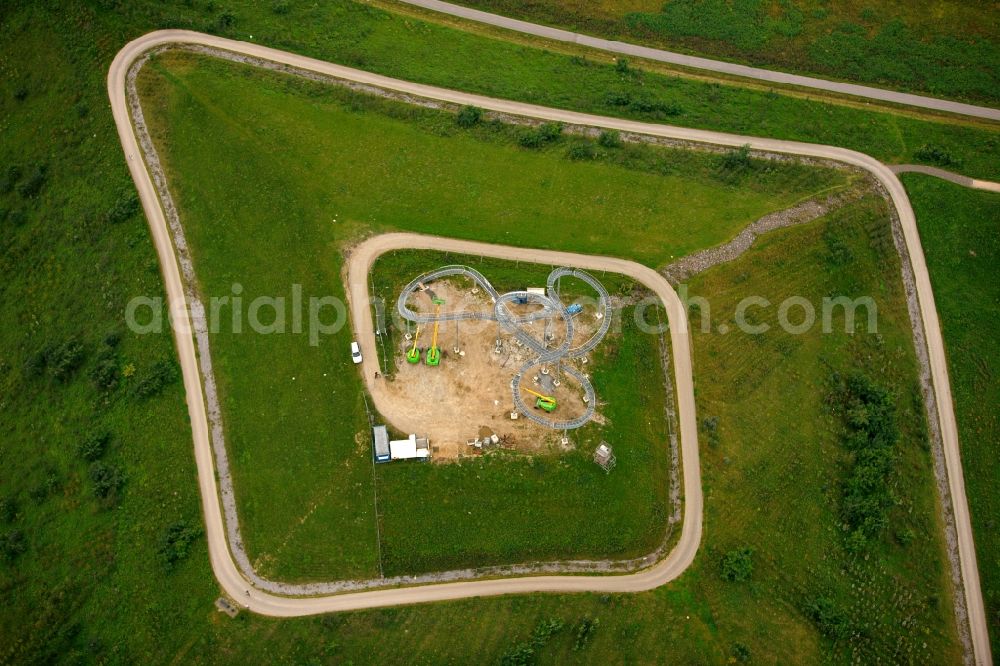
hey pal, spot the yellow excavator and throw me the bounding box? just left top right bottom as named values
left=406, top=326, right=421, bottom=363
left=522, top=387, right=557, bottom=412
left=425, top=298, right=445, bottom=366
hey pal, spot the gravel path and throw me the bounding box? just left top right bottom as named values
left=663, top=186, right=868, bottom=283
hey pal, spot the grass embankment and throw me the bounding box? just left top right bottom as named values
left=438, top=0, right=1000, bottom=106
left=683, top=194, right=961, bottom=662
left=0, top=0, right=986, bottom=660
left=370, top=250, right=672, bottom=573
left=136, top=51, right=839, bottom=578
left=905, top=174, right=1000, bottom=657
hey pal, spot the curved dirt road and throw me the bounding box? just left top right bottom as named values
left=395, top=0, right=1000, bottom=122
left=108, top=30, right=990, bottom=664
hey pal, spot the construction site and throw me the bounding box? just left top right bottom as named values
left=370, top=264, right=613, bottom=460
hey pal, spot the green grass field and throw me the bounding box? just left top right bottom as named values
left=906, top=174, right=1000, bottom=657
left=0, top=0, right=990, bottom=660
left=440, top=0, right=1000, bottom=105
left=134, top=51, right=843, bottom=579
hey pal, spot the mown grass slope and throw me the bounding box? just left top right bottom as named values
left=441, top=0, right=1000, bottom=105
left=906, top=174, right=1000, bottom=657
left=136, top=51, right=843, bottom=578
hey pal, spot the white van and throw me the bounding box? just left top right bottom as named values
left=350, top=341, right=363, bottom=364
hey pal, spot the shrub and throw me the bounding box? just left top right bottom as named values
left=572, top=617, right=598, bottom=651
left=216, top=11, right=236, bottom=30
left=499, top=643, right=535, bottom=666
left=456, top=105, right=483, bottom=128
left=720, top=144, right=753, bottom=172
left=597, top=130, right=622, bottom=148
left=731, top=642, right=752, bottom=662
left=102, top=192, right=139, bottom=225
left=7, top=209, right=27, bottom=227
left=567, top=142, right=597, bottom=161
left=78, top=431, right=111, bottom=462
left=518, top=123, right=562, bottom=149
left=615, top=57, right=630, bottom=74
left=830, top=372, right=899, bottom=548
left=914, top=144, right=960, bottom=167
left=720, top=547, right=753, bottom=582
left=158, top=521, right=203, bottom=568
left=0, top=165, right=21, bottom=194
left=0, top=496, right=17, bottom=523
left=89, top=461, right=125, bottom=499
left=701, top=416, right=720, bottom=447
left=46, top=340, right=86, bottom=382
left=16, top=164, right=47, bottom=199
left=90, top=358, right=119, bottom=391
left=132, top=359, right=178, bottom=399
left=603, top=90, right=632, bottom=107
left=0, top=529, right=27, bottom=563
left=13, top=86, right=28, bottom=102
left=806, top=597, right=850, bottom=640
left=822, top=225, right=854, bottom=266
left=537, top=122, right=563, bottom=142
left=271, top=1, right=290, bottom=14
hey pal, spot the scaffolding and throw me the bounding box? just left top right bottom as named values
left=594, top=441, right=616, bottom=473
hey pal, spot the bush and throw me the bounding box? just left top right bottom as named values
left=6, top=209, right=27, bottom=227
left=566, top=142, right=597, bottom=161
left=518, top=123, right=563, bottom=149
left=102, top=192, right=139, bottom=225
left=701, top=415, right=720, bottom=447
left=456, top=105, right=483, bottom=128
left=13, top=86, right=28, bottom=102
left=572, top=617, right=598, bottom=651
left=0, top=165, right=21, bottom=194
left=16, top=164, right=47, bottom=199
left=731, top=642, right=752, bottom=662
left=0, top=529, right=27, bottom=563
left=720, top=145, right=753, bottom=172
left=271, top=1, right=290, bottom=14
left=597, top=130, right=622, bottom=148
left=914, top=144, right=960, bottom=167
left=615, top=57, right=630, bottom=74
left=158, top=521, right=203, bottom=568
left=44, top=340, right=86, bottom=382
left=78, top=431, right=111, bottom=462
left=830, top=372, right=899, bottom=548
left=806, top=597, right=850, bottom=640
left=720, top=547, right=753, bottom=582
left=499, top=643, right=535, bottom=666
left=132, top=359, right=178, bottom=399
left=89, top=461, right=125, bottom=499
left=90, top=358, right=119, bottom=391
left=0, top=496, right=17, bottom=523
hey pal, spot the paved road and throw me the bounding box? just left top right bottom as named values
left=108, top=30, right=990, bottom=664
left=394, top=0, right=1000, bottom=122
left=891, top=164, right=1000, bottom=193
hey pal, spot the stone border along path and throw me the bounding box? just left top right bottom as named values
left=393, top=0, right=1000, bottom=122
left=109, top=31, right=989, bottom=665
